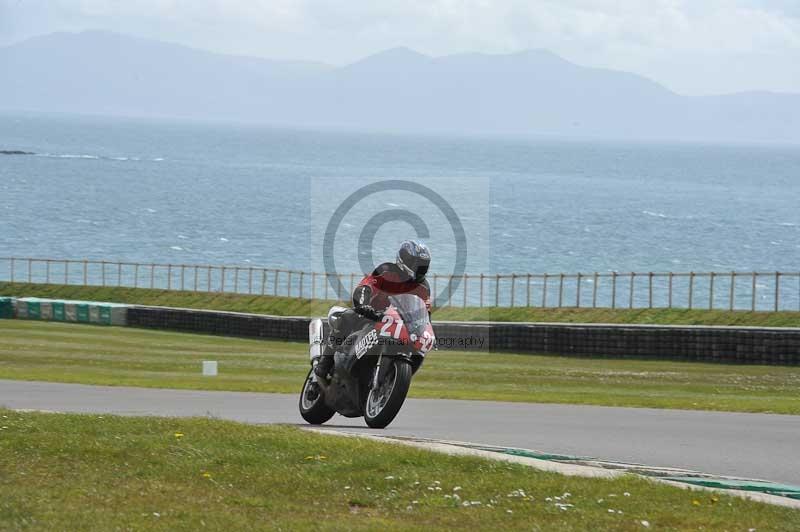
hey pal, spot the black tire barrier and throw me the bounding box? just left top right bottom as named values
left=126, top=306, right=309, bottom=341
left=124, top=305, right=800, bottom=366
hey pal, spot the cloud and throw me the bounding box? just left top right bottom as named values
left=1, top=0, right=798, bottom=94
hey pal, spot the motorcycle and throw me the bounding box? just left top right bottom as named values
left=299, top=293, right=435, bottom=429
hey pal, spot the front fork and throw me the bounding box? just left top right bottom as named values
left=373, top=350, right=409, bottom=389
left=371, top=354, right=382, bottom=390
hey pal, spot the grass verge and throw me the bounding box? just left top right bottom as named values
left=0, top=409, right=797, bottom=531
left=2, top=320, right=799, bottom=414
left=3, top=282, right=800, bottom=326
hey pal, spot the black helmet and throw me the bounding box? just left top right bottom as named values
left=396, top=240, right=431, bottom=281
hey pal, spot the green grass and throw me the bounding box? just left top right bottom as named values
left=0, top=409, right=797, bottom=531
left=2, top=320, right=800, bottom=414
left=3, top=282, right=800, bottom=326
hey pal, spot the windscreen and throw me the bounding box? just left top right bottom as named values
left=388, top=294, right=430, bottom=337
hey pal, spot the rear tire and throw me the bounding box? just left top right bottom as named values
left=364, top=359, right=412, bottom=429
left=299, top=369, right=335, bottom=425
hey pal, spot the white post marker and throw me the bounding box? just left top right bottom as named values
left=202, top=361, right=218, bottom=376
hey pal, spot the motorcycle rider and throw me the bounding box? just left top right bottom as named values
left=312, top=240, right=432, bottom=383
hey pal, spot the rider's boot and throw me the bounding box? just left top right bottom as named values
left=314, top=343, right=335, bottom=381
left=307, top=340, right=335, bottom=402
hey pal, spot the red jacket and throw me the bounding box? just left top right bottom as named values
left=353, top=263, right=432, bottom=312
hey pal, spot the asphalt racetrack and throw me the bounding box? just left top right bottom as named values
left=2, top=379, right=798, bottom=486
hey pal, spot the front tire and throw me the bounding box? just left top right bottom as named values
left=364, top=359, right=412, bottom=429
left=299, top=369, right=335, bottom=425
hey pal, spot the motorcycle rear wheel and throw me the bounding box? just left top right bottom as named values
left=299, top=369, right=335, bottom=425
left=364, top=359, right=412, bottom=429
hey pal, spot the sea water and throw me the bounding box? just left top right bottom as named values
left=1, top=111, right=798, bottom=280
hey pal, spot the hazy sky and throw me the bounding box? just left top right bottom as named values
left=1, top=0, right=798, bottom=95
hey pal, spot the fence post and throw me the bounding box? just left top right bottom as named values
left=10, top=258, right=14, bottom=283
left=83, top=260, right=88, bottom=286
left=729, top=271, right=735, bottom=311
left=611, top=272, right=617, bottom=309
left=668, top=272, right=673, bottom=308
left=194, top=266, right=199, bottom=292
left=167, top=264, right=172, bottom=290
left=64, top=260, right=69, bottom=284
left=433, top=274, right=438, bottom=306
left=288, top=271, right=293, bottom=297
left=118, top=262, right=122, bottom=287
left=150, top=264, right=155, bottom=289
left=775, top=271, right=780, bottom=311
left=45, top=259, right=51, bottom=283
left=274, top=270, right=279, bottom=296
left=751, top=272, right=757, bottom=311
left=688, top=272, right=694, bottom=309
left=349, top=273, right=355, bottom=296
left=648, top=272, right=653, bottom=308
left=628, top=272, right=635, bottom=309
left=207, top=266, right=212, bottom=292
left=576, top=273, right=582, bottom=307
left=101, top=261, right=106, bottom=287
left=134, top=263, right=139, bottom=288
left=510, top=274, right=516, bottom=307
left=709, top=272, right=715, bottom=310
left=592, top=272, right=598, bottom=308
left=479, top=274, right=484, bottom=307
left=462, top=274, right=468, bottom=308
left=28, top=258, right=32, bottom=283
left=233, top=268, right=239, bottom=293
left=262, top=269, right=267, bottom=296
left=300, top=271, right=305, bottom=299
left=324, top=272, right=329, bottom=300
left=542, top=274, right=548, bottom=307
left=526, top=273, right=532, bottom=307
left=558, top=273, right=564, bottom=307
left=248, top=267, right=254, bottom=295
left=221, top=266, right=226, bottom=293
left=495, top=274, right=500, bottom=307
left=311, top=272, right=316, bottom=300
left=180, top=265, right=185, bottom=291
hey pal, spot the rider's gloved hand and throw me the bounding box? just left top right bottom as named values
left=356, top=305, right=384, bottom=322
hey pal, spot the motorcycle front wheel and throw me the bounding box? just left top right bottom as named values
left=299, top=368, right=335, bottom=425
left=364, top=359, right=412, bottom=429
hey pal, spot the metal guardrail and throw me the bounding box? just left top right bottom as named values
left=1, top=257, right=799, bottom=311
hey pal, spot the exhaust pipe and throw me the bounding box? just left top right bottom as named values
left=309, top=318, right=323, bottom=361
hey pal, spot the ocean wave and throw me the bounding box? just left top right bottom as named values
left=31, top=152, right=164, bottom=162
left=36, top=153, right=99, bottom=159
left=642, top=210, right=668, bottom=218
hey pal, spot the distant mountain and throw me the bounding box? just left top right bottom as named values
left=1, top=30, right=798, bottom=142
left=0, top=31, right=329, bottom=122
